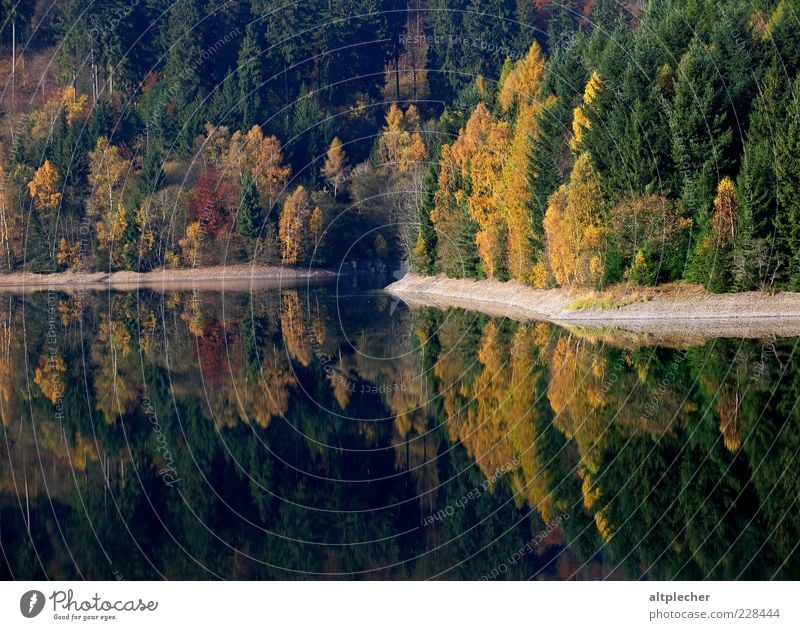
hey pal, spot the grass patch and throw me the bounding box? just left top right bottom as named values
left=565, top=292, right=649, bottom=312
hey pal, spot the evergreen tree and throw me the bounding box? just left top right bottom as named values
left=670, top=39, right=732, bottom=227
left=237, top=24, right=266, bottom=129
left=412, top=146, right=441, bottom=274
left=209, top=71, right=240, bottom=127
left=238, top=171, right=263, bottom=239
left=290, top=88, right=326, bottom=186
left=142, top=135, right=165, bottom=195
left=776, top=84, right=800, bottom=289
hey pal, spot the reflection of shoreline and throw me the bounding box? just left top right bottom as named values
left=0, top=265, right=337, bottom=293
left=386, top=274, right=800, bottom=340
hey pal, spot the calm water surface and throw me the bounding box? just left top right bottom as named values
left=1, top=277, right=798, bottom=579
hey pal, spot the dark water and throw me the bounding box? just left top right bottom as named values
left=1, top=278, right=798, bottom=580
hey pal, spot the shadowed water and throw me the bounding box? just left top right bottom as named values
left=1, top=278, right=798, bottom=580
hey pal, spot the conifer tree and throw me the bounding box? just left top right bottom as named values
left=238, top=171, right=263, bottom=239
left=238, top=24, right=266, bottom=130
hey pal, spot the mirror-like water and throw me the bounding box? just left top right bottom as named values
left=1, top=279, right=798, bottom=579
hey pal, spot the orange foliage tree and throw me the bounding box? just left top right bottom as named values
left=379, top=104, right=429, bottom=172
left=279, top=186, right=315, bottom=265
left=321, top=137, right=349, bottom=198
left=28, top=160, right=62, bottom=220
left=542, top=153, right=607, bottom=287
left=712, top=177, right=738, bottom=244
left=448, top=104, right=512, bottom=278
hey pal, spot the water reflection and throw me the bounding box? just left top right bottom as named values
left=0, top=286, right=798, bottom=579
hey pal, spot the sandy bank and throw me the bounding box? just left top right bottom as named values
left=0, top=265, right=336, bottom=293
left=386, top=274, right=800, bottom=340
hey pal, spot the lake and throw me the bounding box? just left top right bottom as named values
left=1, top=276, right=798, bottom=580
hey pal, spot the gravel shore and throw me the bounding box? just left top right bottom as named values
left=0, top=265, right=336, bottom=292
left=386, top=274, right=800, bottom=340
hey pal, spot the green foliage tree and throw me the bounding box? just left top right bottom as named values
left=237, top=171, right=263, bottom=239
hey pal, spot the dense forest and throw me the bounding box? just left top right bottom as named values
left=0, top=1, right=798, bottom=286
left=410, top=0, right=800, bottom=293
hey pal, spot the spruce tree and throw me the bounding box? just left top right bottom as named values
left=237, top=171, right=263, bottom=239
left=142, top=135, right=165, bottom=195
left=776, top=84, right=800, bottom=289
left=670, top=38, right=732, bottom=228
left=237, top=24, right=265, bottom=129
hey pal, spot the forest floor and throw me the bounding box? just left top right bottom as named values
left=0, top=265, right=336, bottom=293
left=386, top=274, right=800, bottom=341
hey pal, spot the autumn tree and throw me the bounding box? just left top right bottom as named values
left=689, top=177, right=739, bottom=292
left=279, top=186, right=313, bottom=265
left=712, top=177, right=738, bottom=244
left=379, top=104, right=429, bottom=172
left=445, top=104, right=512, bottom=278
left=497, top=41, right=547, bottom=113
left=495, top=44, right=555, bottom=281
left=88, top=137, right=127, bottom=217
left=190, top=168, right=234, bottom=237
left=310, top=206, right=325, bottom=249
left=28, top=160, right=62, bottom=222
left=223, top=125, right=291, bottom=211
left=570, top=71, right=603, bottom=151
left=543, top=153, right=607, bottom=287
left=321, top=137, right=349, bottom=199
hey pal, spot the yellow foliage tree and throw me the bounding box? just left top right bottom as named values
left=279, top=186, right=313, bottom=265
left=223, top=125, right=291, bottom=209
left=95, top=204, right=130, bottom=269
left=61, top=86, right=89, bottom=125
left=500, top=95, right=557, bottom=282
left=179, top=221, right=204, bottom=265
left=712, top=176, right=738, bottom=243
left=321, top=137, right=349, bottom=198
left=498, top=41, right=547, bottom=113
left=543, top=153, right=606, bottom=287
left=310, top=206, right=325, bottom=247
left=34, top=354, right=66, bottom=405
left=245, top=125, right=291, bottom=208
left=57, top=238, right=81, bottom=269
left=27, top=160, right=62, bottom=219
left=88, top=137, right=127, bottom=217
left=570, top=71, right=603, bottom=150
left=450, top=104, right=511, bottom=277
left=379, top=104, right=428, bottom=172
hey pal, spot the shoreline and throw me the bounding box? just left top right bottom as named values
left=0, top=265, right=337, bottom=293
left=385, top=274, right=800, bottom=340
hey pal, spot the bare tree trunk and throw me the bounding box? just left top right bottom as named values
left=11, top=20, right=16, bottom=105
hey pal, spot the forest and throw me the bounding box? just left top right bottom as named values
left=0, top=1, right=796, bottom=292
